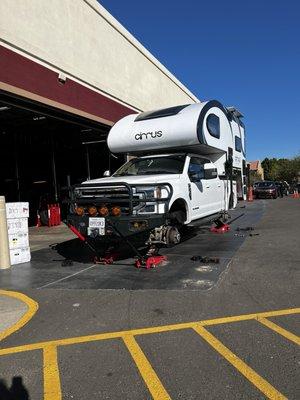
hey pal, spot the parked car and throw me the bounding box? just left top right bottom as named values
left=254, top=181, right=277, bottom=199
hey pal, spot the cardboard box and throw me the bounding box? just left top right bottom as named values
left=6, top=202, right=29, bottom=219
left=7, top=218, right=28, bottom=234
left=8, top=232, right=29, bottom=250
left=10, top=247, right=31, bottom=265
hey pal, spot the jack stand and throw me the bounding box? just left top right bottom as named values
left=210, top=218, right=230, bottom=233
left=135, top=255, right=167, bottom=269
left=94, top=247, right=119, bottom=265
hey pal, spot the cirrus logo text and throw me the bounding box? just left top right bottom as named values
left=135, top=131, right=162, bottom=140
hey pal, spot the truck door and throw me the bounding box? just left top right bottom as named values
left=188, top=157, right=211, bottom=218
left=203, top=163, right=224, bottom=213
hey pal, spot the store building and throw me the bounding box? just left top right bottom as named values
left=0, top=0, right=198, bottom=223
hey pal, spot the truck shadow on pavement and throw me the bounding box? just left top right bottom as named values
left=0, top=376, right=29, bottom=400
left=54, top=226, right=201, bottom=264
left=55, top=237, right=146, bottom=263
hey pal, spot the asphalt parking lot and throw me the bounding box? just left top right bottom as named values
left=0, top=197, right=299, bottom=399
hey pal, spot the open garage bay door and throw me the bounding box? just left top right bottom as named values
left=0, top=92, right=124, bottom=225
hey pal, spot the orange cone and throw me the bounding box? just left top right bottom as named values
left=247, top=186, right=254, bottom=202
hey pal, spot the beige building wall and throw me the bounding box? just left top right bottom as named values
left=0, top=0, right=199, bottom=112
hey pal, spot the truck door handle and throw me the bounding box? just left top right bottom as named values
left=217, top=184, right=221, bottom=187
left=206, top=185, right=210, bottom=188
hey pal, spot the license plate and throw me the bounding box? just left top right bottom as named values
left=89, top=217, right=105, bottom=235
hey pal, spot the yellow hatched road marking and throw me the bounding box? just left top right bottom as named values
left=0, top=306, right=299, bottom=400
left=0, top=290, right=38, bottom=342
left=257, top=317, right=300, bottom=346
left=193, top=324, right=287, bottom=400
left=0, top=307, right=299, bottom=356
left=43, top=345, right=62, bottom=400
left=123, top=335, right=171, bottom=400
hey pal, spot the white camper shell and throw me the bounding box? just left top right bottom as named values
left=68, top=100, right=246, bottom=246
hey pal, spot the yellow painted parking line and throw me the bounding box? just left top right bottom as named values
left=198, top=307, right=300, bottom=327
left=0, top=290, right=38, bottom=342
left=43, top=344, right=62, bottom=400
left=123, top=335, right=171, bottom=400
left=193, top=324, right=287, bottom=400
left=257, top=317, right=300, bottom=346
left=0, top=307, right=298, bottom=400
left=0, top=307, right=299, bottom=356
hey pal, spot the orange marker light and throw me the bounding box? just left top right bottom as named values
left=98, top=206, right=109, bottom=217
left=88, top=206, right=98, bottom=216
left=75, top=206, right=85, bottom=216
left=111, top=206, right=121, bottom=216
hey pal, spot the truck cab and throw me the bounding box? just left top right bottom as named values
left=68, top=100, right=245, bottom=246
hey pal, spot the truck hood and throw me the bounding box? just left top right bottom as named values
left=82, top=174, right=181, bottom=186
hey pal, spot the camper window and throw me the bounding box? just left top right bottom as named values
left=235, top=136, right=242, bottom=152
left=135, top=104, right=189, bottom=122
left=206, top=114, right=220, bottom=138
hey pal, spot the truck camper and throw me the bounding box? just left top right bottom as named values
left=68, top=100, right=246, bottom=247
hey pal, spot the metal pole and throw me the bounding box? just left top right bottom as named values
left=51, top=136, right=58, bottom=201
left=14, top=133, right=21, bottom=201
left=0, top=196, right=11, bottom=269
left=85, top=145, right=91, bottom=181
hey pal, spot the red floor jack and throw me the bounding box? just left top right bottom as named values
left=210, top=218, right=230, bottom=233
left=210, top=212, right=245, bottom=234
left=65, top=221, right=167, bottom=269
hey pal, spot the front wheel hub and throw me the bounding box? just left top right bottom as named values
left=166, top=226, right=181, bottom=245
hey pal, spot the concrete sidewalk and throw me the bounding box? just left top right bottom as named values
left=29, top=224, right=74, bottom=252
left=0, top=292, right=28, bottom=335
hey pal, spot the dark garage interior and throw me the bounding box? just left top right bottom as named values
left=0, top=93, right=124, bottom=225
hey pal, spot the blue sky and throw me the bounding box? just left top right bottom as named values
left=99, top=1, right=300, bottom=160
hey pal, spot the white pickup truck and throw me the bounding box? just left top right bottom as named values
left=68, top=100, right=246, bottom=246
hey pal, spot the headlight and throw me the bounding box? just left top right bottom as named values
left=155, top=186, right=162, bottom=199
left=134, top=186, right=169, bottom=199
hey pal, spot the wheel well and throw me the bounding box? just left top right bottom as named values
left=169, top=198, right=187, bottom=223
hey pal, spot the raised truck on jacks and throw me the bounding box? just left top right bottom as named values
left=67, top=100, right=246, bottom=247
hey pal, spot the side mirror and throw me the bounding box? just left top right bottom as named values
left=204, top=168, right=218, bottom=180
left=189, top=173, right=200, bottom=182
left=103, top=170, right=111, bottom=177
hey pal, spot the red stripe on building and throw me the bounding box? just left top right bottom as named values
left=0, top=44, right=135, bottom=123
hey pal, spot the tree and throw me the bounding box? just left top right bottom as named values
left=261, top=155, right=300, bottom=183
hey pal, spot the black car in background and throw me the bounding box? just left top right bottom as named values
left=254, top=181, right=278, bottom=199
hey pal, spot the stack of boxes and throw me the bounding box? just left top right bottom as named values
left=6, top=202, right=31, bottom=265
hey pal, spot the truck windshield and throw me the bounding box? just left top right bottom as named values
left=113, top=155, right=186, bottom=176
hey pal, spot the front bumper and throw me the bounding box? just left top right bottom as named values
left=255, top=191, right=276, bottom=198
left=67, top=213, right=167, bottom=241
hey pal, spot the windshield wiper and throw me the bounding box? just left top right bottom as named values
left=113, top=173, right=136, bottom=177
left=139, top=171, right=165, bottom=175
